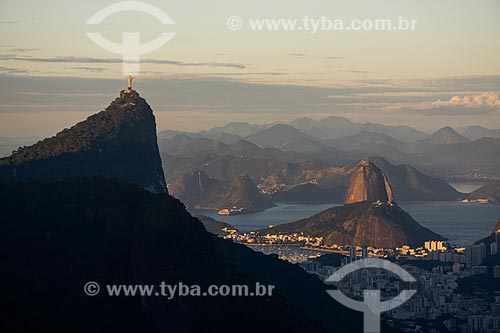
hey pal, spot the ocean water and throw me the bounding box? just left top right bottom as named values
left=399, top=201, right=499, bottom=246
left=193, top=203, right=339, bottom=232
left=194, top=201, right=500, bottom=247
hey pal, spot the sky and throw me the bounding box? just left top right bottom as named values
left=0, top=0, right=499, bottom=137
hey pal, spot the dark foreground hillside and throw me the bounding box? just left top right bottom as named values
left=0, top=179, right=366, bottom=333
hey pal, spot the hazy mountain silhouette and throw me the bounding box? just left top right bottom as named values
left=408, top=127, right=469, bottom=153
left=244, top=124, right=321, bottom=147
left=287, top=116, right=429, bottom=142
left=457, top=125, right=500, bottom=141
left=368, top=157, right=463, bottom=201
left=328, top=131, right=408, bottom=152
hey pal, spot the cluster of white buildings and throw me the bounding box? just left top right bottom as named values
left=296, top=237, right=500, bottom=333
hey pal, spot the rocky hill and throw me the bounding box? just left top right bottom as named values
left=469, top=180, right=500, bottom=204
left=263, top=201, right=444, bottom=248
left=0, top=90, right=167, bottom=193
left=259, top=159, right=444, bottom=248
left=345, top=160, right=394, bottom=204
left=169, top=170, right=274, bottom=213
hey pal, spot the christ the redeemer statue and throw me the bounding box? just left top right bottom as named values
left=127, top=75, right=135, bottom=90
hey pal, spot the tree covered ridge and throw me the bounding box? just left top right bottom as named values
left=0, top=90, right=155, bottom=166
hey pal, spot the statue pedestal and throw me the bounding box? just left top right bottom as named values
left=120, top=89, right=132, bottom=98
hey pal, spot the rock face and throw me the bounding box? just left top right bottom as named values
left=345, top=160, right=394, bottom=204
left=169, top=170, right=275, bottom=213
left=0, top=90, right=167, bottom=193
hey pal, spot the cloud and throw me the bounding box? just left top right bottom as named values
left=0, top=55, right=247, bottom=69
left=9, top=48, right=38, bottom=52
left=2, top=74, right=500, bottom=134
left=0, top=66, right=29, bottom=75
left=428, top=92, right=500, bottom=109
left=290, top=53, right=306, bottom=57
left=325, top=56, right=344, bottom=59
left=337, top=69, right=375, bottom=74
left=66, top=66, right=108, bottom=72
left=393, top=92, right=500, bottom=115
left=0, top=21, right=18, bottom=24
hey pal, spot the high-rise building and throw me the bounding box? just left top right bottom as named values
left=494, top=266, right=500, bottom=279
left=465, top=245, right=472, bottom=267
left=349, top=247, right=356, bottom=262
left=465, top=244, right=486, bottom=267
left=424, top=240, right=447, bottom=252
left=491, top=242, right=498, bottom=256
left=362, top=246, right=368, bottom=259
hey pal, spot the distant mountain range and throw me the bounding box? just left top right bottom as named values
left=403, top=136, right=500, bottom=182
left=328, top=130, right=409, bottom=153
left=157, top=118, right=500, bottom=181
left=285, top=116, right=429, bottom=142
left=406, top=127, right=470, bottom=153
left=367, top=157, right=463, bottom=201
left=244, top=123, right=318, bottom=147
left=457, top=125, right=500, bottom=141
left=162, top=133, right=464, bottom=204
left=160, top=117, right=499, bottom=147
